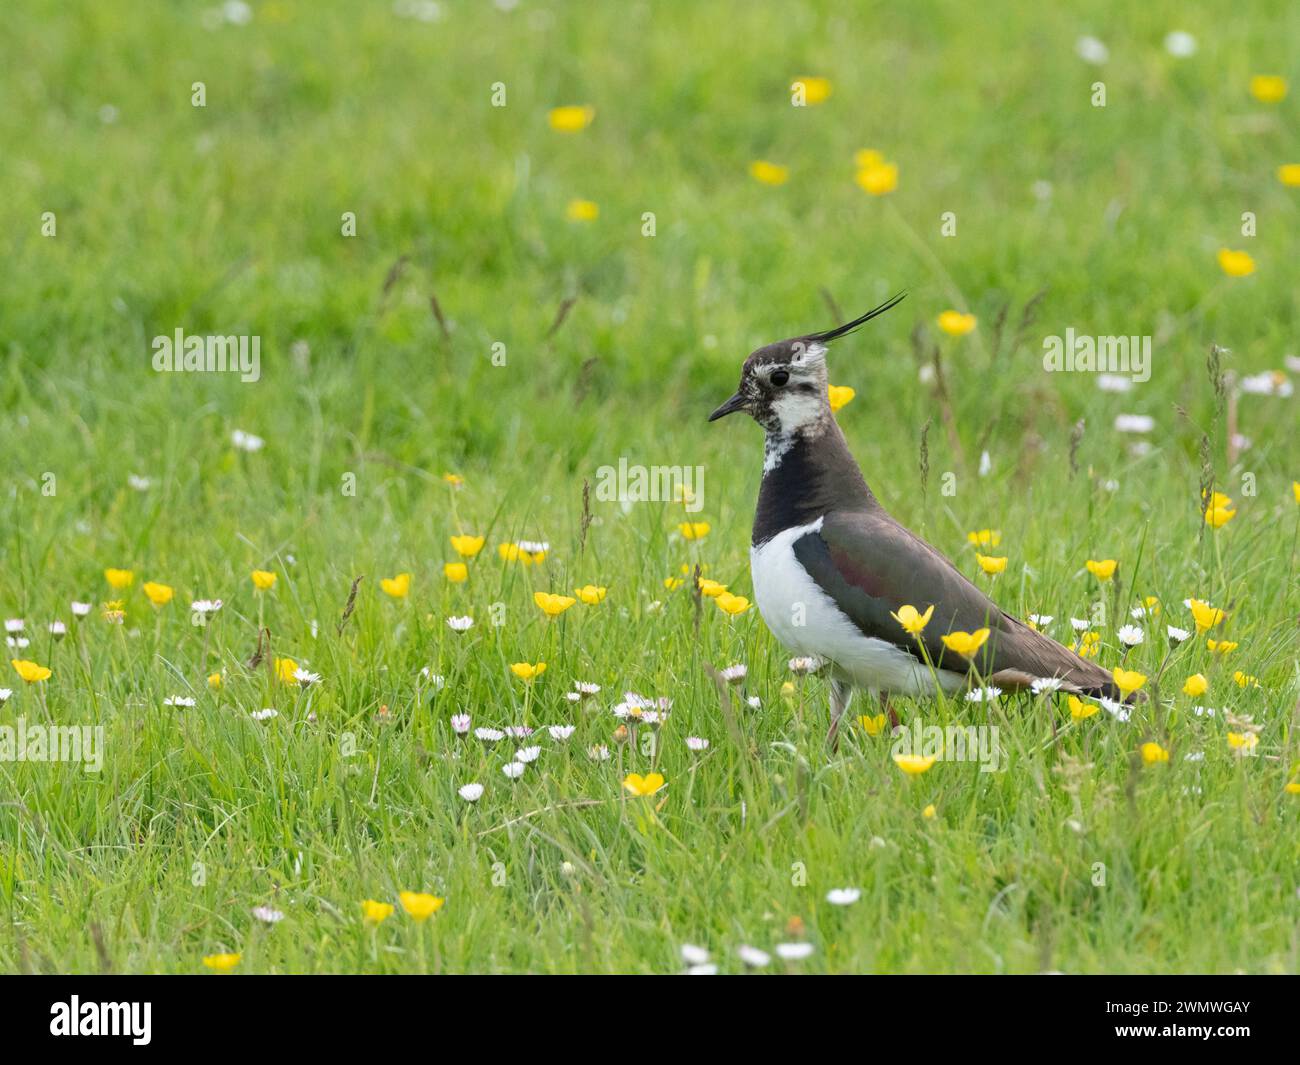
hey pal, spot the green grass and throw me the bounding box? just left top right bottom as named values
left=2, top=0, right=1299, bottom=973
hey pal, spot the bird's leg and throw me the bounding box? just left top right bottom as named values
left=881, top=692, right=900, bottom=730
left=827, top=678, right=854, bottom=750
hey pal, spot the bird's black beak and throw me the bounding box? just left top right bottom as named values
left=708, top=391, right=748, bottom=422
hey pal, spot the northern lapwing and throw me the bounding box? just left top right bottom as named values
left=708, top=294, right=1123, bottom=745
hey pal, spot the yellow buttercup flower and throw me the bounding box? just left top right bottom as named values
left=510, top=661, right=546, bottom=681
left=792, top=76, right=832, bottom=104
left=1217, top=248, right=1255, bottom=277
left=966, top=529, right=1001, bottom=548
left=1249, top=74, right=1287, bottom=103
left=274, top=657, right=297, bottom=683
left=922, top=804, right=936, bottom=819
left=142, top=581, right=173, bottom=607
left=827, top=385, right=855, bottom=412
left=548, top=104, right=595, bottom=132
left=1068, top=695, right=1099, bottom=720
left=574, top=585, right=607, bottom=605
left=1085, top=558, right=1117, bottom=581
left=1279, top=164, right=1300, bottom=187
left=12, top=659, right=52, bottom=684
left=749, top=160, right=789, bottom=186
left=1284, top=781, right=1300, bottom=795
left=443, top=562, right=468, bottom=583
left=399, top=891, right=445, bottom=921
left=890, top=604, right=934, bottom=636
left=1207, top=638, right=1238, bottom=655
left=940, top=629, right=989, bottom=658
left=1112, top=667, right=1147, bottom=697
left=251, top=570, right=277, bottom=591
left=859, top=713, right=887, bottom=737
left=623, top=772, right=665, bottom=797
left=208, top=672, right=222, bottom=690
left=104, top=568, right=134, bottom=590
left=715, top=592, right=751, bottom=616
left=442, top=472, right=464, bottom=487
left=1182, top=673, right=1208, bottom=698
left=663, top=577, right=684, bottom=591
left=1293, top=481, right=1300, bottom=505
left=679, top=522, right=711, bottom=541
left=361, top=898, right=394, bottom=923
left=534, top=591, right=577, bottom=617
left=976, top=554, right=1007, bottom=575
left=1227, top=731, right=1258, bottom=753
left=893, top=753, right=936, bottom=775
left=1189, top=599, right=1226, bottom=632
left=1076, top=631, right=1100, bottom=658
left=937, top=310, right=977, bottom=336
left=202, top=952, right=241, bottom=972
left=855, top=161, right=898, bottom=196
left=697, top=578, right=727, bottom=598
left=1233, top=670, right=1259, bottom=688
left=450, top=534, right=485, bottom=558
left=1204, top=502, right=1236, bottom=528
left=1140, top=742, right=1170, bottom=765
left=566, top=199, right=599, bottom=222
left=380, top=573, right=411, bottom=599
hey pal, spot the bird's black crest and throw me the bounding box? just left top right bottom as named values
left=805, top=291, right=907, bottom=345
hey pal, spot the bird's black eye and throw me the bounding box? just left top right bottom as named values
left=770, top=369, right=790, bottom=387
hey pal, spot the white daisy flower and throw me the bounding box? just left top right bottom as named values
left=746, top=695, right=761, bottom=708
left=450, top=714, right=471, bottom=734
left=252, top=906, right=284, bottom=924
left=1164, top=30, right=1197, bottom=57
left=1028, top=614, right=1053, bottom=628
left=0, top=689, right=13, bottom=704
left=71, top=601, right=92, bottom=617
left=128, top=474, right=152, bottom=491
left=517, top=539, right=549, bottom=554
left=1192, top=705, right=1216, bottom=717
left=1096, top=373, right=1131, bottom=392
left=775, top=942, right=815, bottom=960
left=737, top=945, right=771, bottom=968
left=548, top=725, right=575, bottom=741
left=515, top=745, right=541, bottom=763
left=573, top=681, right=601, bottom=696
left=1166, top=625, right=1190, bottom=644
left=250, top=708, right=278, bottom=721
left=191, top=599, right=223, bottom=615
left=502, top=761, right=526, bottom=779
left=587, top=744, right=610, bottom=761
left=1116, top=625, right=1144, bottom=647
left=4, top=619, right=24, bottom=633
left=293, top=668, right=321, bottom=687
left=686, top=963, right=718, bottom=975
left=164, top=696, right=196, bottom=708
left=680, top=943, right=710, bottom=965
left=1238, top=371, right=1292, bottom=397
left=788, top=656, right=823, bottom=675
left=231, top=428, right=265, bottom=452
left=1031, top=677, right=1064, bottom=695
left=1113, top=414, right=1154, bottom=434
left=7, top=637, right=29, bottom=649
left=965, top=686, right=1002, bottom=703
left=474, top=728, right=504, bottom=742
left=418, top=668, right=445, bottom=689
left=1099, top=697, right=1130, bottom=723
left=503, top=725, right=534, bottom=739
left=686, top=736, right=710, bottom=751
left=458, top=783, right=484, bottom=802
left=446, top=615, right=474, bottom=632
left=825, top=888, right=861, bottom=906
left=1184, top=751, right=1205, bottom=762
left=1069, top=618, right=1090, bottom=633
left=48, top=621, right=67, bottom=638
left=640, top=710, right=662, bottom=726
left=720, top=664, right=747, bottom=684
left=565, top=692, right=582, bottom=703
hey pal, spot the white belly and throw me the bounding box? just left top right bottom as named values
left=750, top=518, right=965, bottom=696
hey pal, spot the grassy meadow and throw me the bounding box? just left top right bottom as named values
left=2, top=0, right=1299, bottom=973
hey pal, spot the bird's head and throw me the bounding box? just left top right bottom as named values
left=708, top=292, right=906, bottom=434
